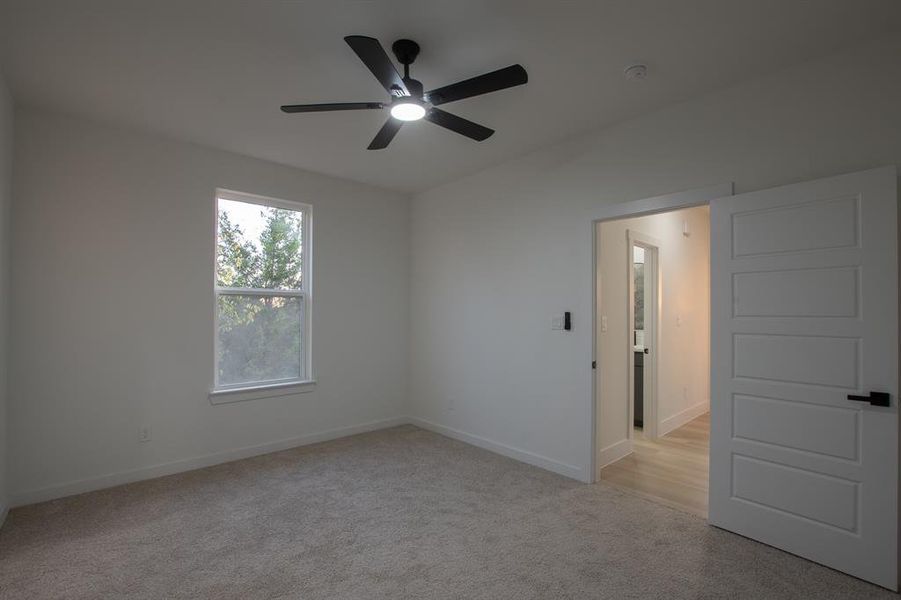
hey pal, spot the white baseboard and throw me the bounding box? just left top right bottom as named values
left=598, top=438, right=633, bottom=469
left=659, top=400, right=709, bottom=437
left=408, top=416, right=585, bottom=481
left=11, top=416, right=408, bottom=507
left=12, top=415, right=593, bottom=507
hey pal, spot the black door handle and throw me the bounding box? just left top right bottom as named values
left=643, top=348, right=649, bottom=354
left=847, top=391, right=890, bottom=407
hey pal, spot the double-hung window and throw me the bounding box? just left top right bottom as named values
left=213, top=190, right=312, bottom=396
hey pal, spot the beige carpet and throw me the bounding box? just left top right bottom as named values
left=0, top=425, right=892, bottom=599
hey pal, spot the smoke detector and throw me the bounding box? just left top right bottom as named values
left=624, top=64, right=648, bottom=81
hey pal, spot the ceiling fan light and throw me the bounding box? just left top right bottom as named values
left=390, top=101, right=426, bottom=121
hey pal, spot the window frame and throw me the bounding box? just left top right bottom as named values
left=210, top=189, right=314, bottom=402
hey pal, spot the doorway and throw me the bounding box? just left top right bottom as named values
left=589, top=168, right=899, bottom=590
left=594, top=205, right=711, bottom=517
left=629, top=233, right=659, bottom=441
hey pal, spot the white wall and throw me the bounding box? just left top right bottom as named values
left=597, top=206, right=710, bottom=463
left=9, top=109, right=410, bottom=504
left=408, top=34, right=901, bottom=482
left=0, top=71, right=13, bottom=519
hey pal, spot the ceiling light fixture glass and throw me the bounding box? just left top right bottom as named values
left=390, top=100, right=426, bottom=121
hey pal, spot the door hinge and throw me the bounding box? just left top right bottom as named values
left=591, top=360, right=596, bottom=369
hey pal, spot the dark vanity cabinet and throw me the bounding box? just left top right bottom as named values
left=634, top=350, right=644, bottom=428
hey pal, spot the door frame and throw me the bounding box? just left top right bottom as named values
left=590, top=182, right=733, bottom=482
left=627, top=231, right=660, bottom=440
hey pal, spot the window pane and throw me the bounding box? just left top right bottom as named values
left=217, top=294, right=303, bottom=387
left=217, top=198, right=304, bottom=290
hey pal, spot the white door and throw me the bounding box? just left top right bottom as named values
left=709, top=166, right=898, bottom=590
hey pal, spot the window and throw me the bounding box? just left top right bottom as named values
left=213, top=190, right=312, bottom=396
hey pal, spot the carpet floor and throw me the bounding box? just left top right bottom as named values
left=0, top=425, right=893, bottom=599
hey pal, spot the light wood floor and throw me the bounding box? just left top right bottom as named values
left=599, top=413, right=709, bottom=518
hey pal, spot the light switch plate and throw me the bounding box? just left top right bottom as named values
left=552, top=316, right=564, bottom=330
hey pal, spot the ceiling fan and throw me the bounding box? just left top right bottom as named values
left=280, top=36, right=528, bottom=150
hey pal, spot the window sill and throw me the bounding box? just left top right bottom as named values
left=209, top=380, right=317, bottom=405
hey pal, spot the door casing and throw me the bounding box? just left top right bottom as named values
left=591, top=183, right=733, bottom=481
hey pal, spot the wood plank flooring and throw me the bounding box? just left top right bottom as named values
left=599, top=413, right=709, bottom=518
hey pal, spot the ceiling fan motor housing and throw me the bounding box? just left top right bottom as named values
left=391, top=39, right=420, bottom=66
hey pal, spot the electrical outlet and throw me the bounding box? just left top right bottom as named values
left=682, top=387, right=688, bottom=401
left=139, top=425, right=152, bottom=443
left=601, top=315, right=608, bottom=332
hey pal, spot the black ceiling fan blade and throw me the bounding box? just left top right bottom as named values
left=368, top=118, right=403, bottom=150
left=281, top=102, right=384, bottom=113
left=426, top=64, right=527, bottom=106
left=425, top=108, right=494, bottom=141
left=344, top=36, right=409, bottom=97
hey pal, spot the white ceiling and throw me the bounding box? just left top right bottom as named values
left=1, top=1, right=900, bottom=193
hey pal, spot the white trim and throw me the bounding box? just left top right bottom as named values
left=10, top=415, right=601, bottom=508
left=589, top=183, right=733, bottom=223
left=659, top=401, right=709, bottom=437
left=598, top=438, right=633, bottom=469
left=216, top=287, right=305, bottom=297
left=408, top=417, right=586, bottom=482
left=217, top=188, right=310, bottom=213
left=590, top=182, right=733, bottom=482
left=11, top=416, right=406, bottom=507
left=627, top=230, right=661, bottom=440
left=209, top=379, right=317, bottom=404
